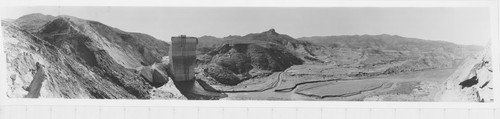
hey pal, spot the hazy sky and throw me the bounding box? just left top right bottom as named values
left=1, top=7, right=491, bottom=45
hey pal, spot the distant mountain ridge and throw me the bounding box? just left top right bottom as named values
left=297, top=34, right=482, bottom=57
left=198, top=30, right=482, bottom=56
left=198, top=30, right=482, bottom=63
left=196, top=29, right=307, bottom=54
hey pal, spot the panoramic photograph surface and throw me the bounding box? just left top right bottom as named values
left=0, top=7, right=493, bottom=102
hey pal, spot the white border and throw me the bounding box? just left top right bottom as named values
left=0, top=0, right=499, bottom=109
left=0, top=0, right=496, bottom=7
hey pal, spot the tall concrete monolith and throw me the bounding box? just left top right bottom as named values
left=169, top=35, right=198, bottom=82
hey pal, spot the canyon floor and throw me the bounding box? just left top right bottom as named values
left=221, top=65, right=457, bottom=101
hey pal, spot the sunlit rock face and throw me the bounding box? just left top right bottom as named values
left=440, top=44, right=493, bottom=102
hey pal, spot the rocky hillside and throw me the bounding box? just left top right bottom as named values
left=197, top=41, right=304, bottom=85
left=3, top=14, right=181, bottom=99
left=439, top=44, right=493, bottom=102
left=36, top=15, right=169, bottom=68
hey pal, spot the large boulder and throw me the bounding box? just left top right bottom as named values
left=151, top=62, right=170, bottom=87
left=138, top=66, right=154, bottom=83
left=137, top=62, right=170, bottom=88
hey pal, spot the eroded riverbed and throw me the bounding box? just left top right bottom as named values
left=222, top=67, right=457, bottom=101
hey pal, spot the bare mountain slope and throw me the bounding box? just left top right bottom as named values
left=3, top=14, right=179, bottom=99
left=37, top=16, right=169, bottom=68
left=4, top=20, right=144, bottom=98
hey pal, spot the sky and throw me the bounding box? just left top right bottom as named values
left=1, top=7, right=491, bottom=46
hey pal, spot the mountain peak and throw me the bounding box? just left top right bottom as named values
left=199, top=35, right=217, bottom=39
left=13, top=13, right=56, bottom=32
left=263, top=28, right=278, bottom=35
left=55, top=15, right=88, bottom=24
left=16, top=13, right=55, bottom=20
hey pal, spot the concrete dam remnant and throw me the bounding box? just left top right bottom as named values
left=169, top=35, right=227, bottom=99
left=169, top=35, right=198, bottom=82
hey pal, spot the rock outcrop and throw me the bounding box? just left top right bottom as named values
left=439, top=44, right=493, bottom=102
left=24, top=63, right=46, bottom=98
left=195, top=29, right=316, bottom=86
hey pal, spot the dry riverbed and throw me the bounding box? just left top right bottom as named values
left=222, top=65, right=457, bottom=101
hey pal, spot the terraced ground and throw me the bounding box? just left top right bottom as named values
left=223, top=65, right=457, bottom=101
left=198, top=72, right=281, bottom=92
left=294, top=79, right=387, bottom=99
